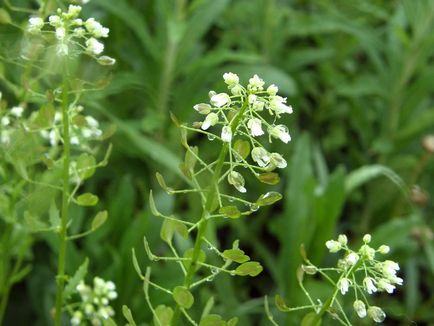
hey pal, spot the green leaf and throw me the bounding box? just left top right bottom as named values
left=0, top=8, right=11, bottom=24
left=275, top=294, right=290, bottom=312
left=76, top=153, right=96, bottom=180
left=235, top=261, right=263, bottom=277
left=183, top=248, right=206, bottom=271
left=256, top=192, right=282, bottom=206
left=219, top=206, right=241, bottom=219
left=301, top=312, right=322, bottom=326
left=160, top=219, right=188, bottom=243
left=92, top=211, right=108, bottom=230
left=173, top=286, right=194, bottom=309
left=63, top=258, right=88, bottom=300
left=156, top=172, right=173, bottom=193
left=233, top=139, right=250, bottom=160
left=76, top=193, right=99, bottom=206
left=28, top=103, right=55, bottom=130
left=131, top=248, right=143, bottom=277
left=122, top=305, right=137, bottom=326
left=227, top=317, right=238, bottom=326
left=223, top=249, right=250, bottom=263
left=258, top=172, right=280, bottom=185
left=185, top=146, right=198, bottom=171
left=199, top=314, right=225, bottom=326
left=149, top=190, right=160, bottom=216
left=153, top=305, right=173, bottom=326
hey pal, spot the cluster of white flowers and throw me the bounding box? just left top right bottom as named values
left=27, top=5, right=115, bottom=64
left=39, top=105, right=102, bottom=148
left=70, top=277, right=117, bottom=326
left=324, top=234, right=403, bottom=323
left=192, top=73, right=293, bottom=193
left=0, top=93, right=25, bottom=145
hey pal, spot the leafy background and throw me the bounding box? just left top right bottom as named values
left=0, top=0, right=433, bottom=325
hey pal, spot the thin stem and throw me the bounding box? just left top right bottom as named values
left=54, top=62, right=70, bottom=326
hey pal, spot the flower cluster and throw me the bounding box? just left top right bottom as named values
left=27, top=5, right=115, bottom=64
left=192, top=73, right=293, bottom=193
left=323, top=234, right=403, bottom=323
left=0, top=93, right=25, bottom=145
left=38, top=105, right=102, bottom=149
left=70, top=277, right=117, bottom=326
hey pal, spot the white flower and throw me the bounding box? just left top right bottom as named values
left=193, top=103, right=211, bottom=115
left=57, top=43, right=69, bottom=56
left=28, top=17, right=44, bottom=33
left=251, top=147, right=270, bottom=167
left=228, top=171, right=246, bottom=193
left=269, top=96, right=293, bottom=115
left=338, top=277, right=351, bottom=295
left=248, top=94, right=257, bottom=104
left=97, top=56, right=116, bottom=66
left=377, top=245, right=390, bottom=254
left=70, top=136, right=80, bottom=145
left=367, top=306, right=386, bottom=323
left=48, top=15, right=62, bottom=27
left=363, top=277, right=377, bottom=294
left=223, top=72, right=239, bottom=86
left=345, top=252, right=359, bottom=266
left=85, top=18, right=109, bottom=38
left=363, top=234, right=372, bottom=243
left=86, top=37, right=104, bottom=55
left=381, top=260, right=400, bottom=278
left=230, top=84, right=243, bottom=96
left=1, top=116, right=10, bottom=126
left=221, top=126, right=232, bottom=142
left=71, top=311, right=83, bottom=325
left=269, top=153, right=287, bottom=169
left=210, top=93, right=230, bottom=107
left=247, top=118, right=264, bottom=137
left=1, top=131, right=10, bottom=144
left=377, top=279, right=395, bottom=294
left=360, top=244, right=375, bottom=260
left=325, top=240, right=341, bottom=253
left=252, top=100, right=265, bottom=111
left=201, top=112, right=219, bottom=130
left=247, top=74, right=264, bottom=91
left=72, top=18, right=83, bottom=26
left=85, top=116, right=99, bottom=128
left=11, top=106, right=24, bottom=118
left=353, top=300, right=367, bottom=318
left=267, top=84, right=278, bottom=96
left=68, top=5, right=82, bottom=18
left=338, top=234, right=348, bottom=246
left=55, top=26, right=66, bottom=40
left=269, top=124, right=291, bottom=143
left=73, top=27, right=86, bottom=38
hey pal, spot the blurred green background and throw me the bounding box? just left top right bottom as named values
left=1, top=0, right=434, bottom=325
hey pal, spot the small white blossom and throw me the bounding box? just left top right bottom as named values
left=345, top=252, right=359, bottom=266
left=248, top=94, right=257, bottom=104
left=360, top=244, right=375, bottom=260
left=85, top=18, right=109, bottom=38
left=73, top=27, right=86, bottom=38
left=338, top=277, right=351, bottom=295
left=338, top=234, right=348, bottom=246
left=269, top=124, right=291, bottom=143
left=377, top=245, right=390, bottom=254
left=57, top=43, right=69, bottom=56
left=325, top=240, right=341, bottom=253
left=1, top=116, right=10, bottom=126
left=228, top=171, right=246, bottom=193
left=367, top=306, right=386, bottom=323
left=363, top=277, right=377, bottom=294
left=377, top=279, right=395, bottom=294
left=86, top=37, right=104, bottom=55
left=267, top=84, right=278, bottom=96
left=223, top=72, right=239, bottom=86
left=230, top=84, right=243, bottom=96
left=28, top=17, right=44, bottom=33
left=247, top=118, right=264, bottom=137
left=11, top=106, right=24, bottom=117
left=210, top=93, right=230, bottom=107
left=221, top=126, right=232, bottom=142
left=269, top=96, right=293, bottom=115
left=48, top=15, right=62, bottom=27
left=269, top=153, right=287, bottom=169
left=201, top=112, right=219, bottom=130
left=193, top=103, right=211, bottom=115
left=251, top=147, right=270, bottom=167
left=71, top=311, right=83, bottom=325
left=247, top=74, right=264, bottom=91
left=363, top=234, right=372, bottom=243
left=68, top=5, right=82, bottom=18
left=353, top=300, right=367, bottom=318
left=381, top=260, right=400, bottom=278
left=55, top=26, right=66, bottom=40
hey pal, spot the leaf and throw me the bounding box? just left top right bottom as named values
left=122, top=305, right=137, bottom=326
left=63, top=258, right=89, bottom=300
left=92, top=211, right=108, bottom=230
left=76, top=193, right=99, bottom=206
left=227, top=318, right=238, bottom=326
left=255, top=192, right=282, bottom=206
left=183, top=248, right=206, bottom=271
left=275, top=294, right=290, bottom=312
left=199, top=314, right=225, bottom=326
left=76, top=153, right=96, bottom=180
left=0, top=8, right=11, bottom=24
left=185, top=146, right=198, bottom=171
left=219, top=206, right=241, bottom=219
left=156, top=172, right=173, bottom=193
left=28, top=103, right=55, bottom=130
left=160, top=219, right=188, bottom=244
left=235, top=261, right=263, bottom=277
left=149, top=190, right=160, bottom=216
left=233, top=139, right=250, bottom=160
left=258, top=172, right=280, bottom=185
left=131, top=248, right=143, bottom=277
left=172, top=286, right=194, bottom=309
left=223, top=249, right=250, bottom=263
left=301, top=312, right=322, bottom=326
left=154, top=305, right=173, bottom=326
left=345, top=164, right=407, bottom=195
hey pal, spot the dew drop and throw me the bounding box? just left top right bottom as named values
left=211, top=267, right=218, bottom=275
left=249, top=204, right=259, bottom=212
left=207, top=134, right=216, bottom=141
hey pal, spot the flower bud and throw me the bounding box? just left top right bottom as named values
left=367, top=306, right=386, bottom=323
left=193, top=103, right=211, bottom=115
left=228, top=171, right=246, bottom=193
left=353, top=300, right=367, bottom=318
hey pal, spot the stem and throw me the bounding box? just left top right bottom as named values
left=54, top=63, right=70, bottom=326
left=171, top=98, right=249, bottom=325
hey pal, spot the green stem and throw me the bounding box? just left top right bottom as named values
left=54, top=63, right=70, bottom=326
left=171, top=99, right=249, bottom=325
